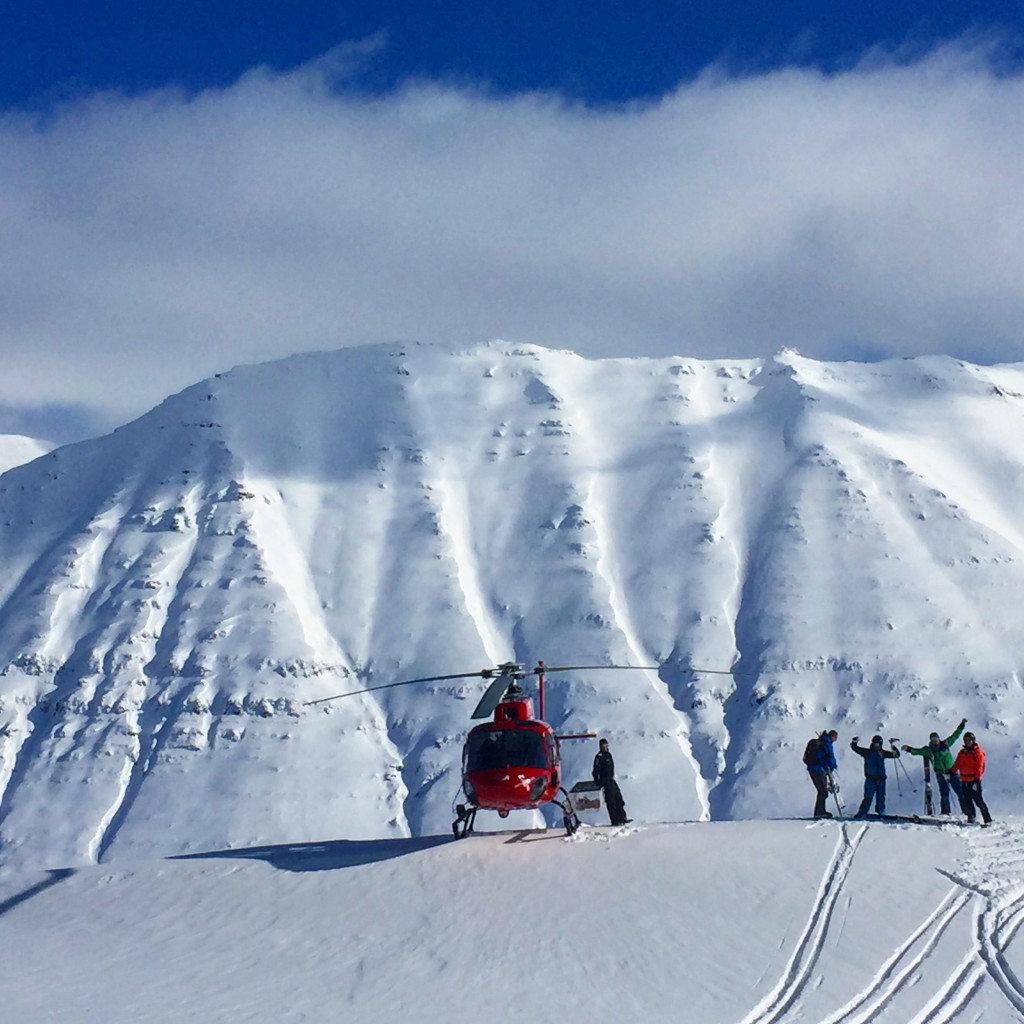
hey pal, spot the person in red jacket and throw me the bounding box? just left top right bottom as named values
left=952, top=732, right=992, bottom=826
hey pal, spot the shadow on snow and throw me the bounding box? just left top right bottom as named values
left=172, top=833, right=454, bottom=873
left=0, top=868, right=76, bottom=918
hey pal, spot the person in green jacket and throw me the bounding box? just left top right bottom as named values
left=902, top=718, right=967, bottom=815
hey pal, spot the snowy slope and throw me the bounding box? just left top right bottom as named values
left=0, top=434, right=50, bottom=476
left=0, top=342, right=1022, bottom=872
left=3, top=818, right=1024, bottom=1023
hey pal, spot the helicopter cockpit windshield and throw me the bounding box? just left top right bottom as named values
left=465, top=728, right=548, bottom=771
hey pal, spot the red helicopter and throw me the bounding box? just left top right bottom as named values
left=306, top=659, right=666, bottom=838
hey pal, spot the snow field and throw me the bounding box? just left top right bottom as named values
left=3, top=818, right=1024, bottom=1023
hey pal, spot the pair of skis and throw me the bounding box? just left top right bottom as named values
left=825, top=770, right=844, bottom=819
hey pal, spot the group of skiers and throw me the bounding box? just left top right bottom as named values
left=804, top=718, right=993, bottom=825
left=590, top=722, right=993, bottom=829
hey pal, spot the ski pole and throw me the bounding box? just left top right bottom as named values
left=890, top=738, right=917, bottom=796
left=887, top=737, right=903, bottom=798
left=896, top=757, right=916, bottom=792
left=826, top=770, right=845, bottom=819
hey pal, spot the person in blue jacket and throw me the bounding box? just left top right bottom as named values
left=804, top=729, right=838, bottom=818
left=849, top=735, right=901, bottom=817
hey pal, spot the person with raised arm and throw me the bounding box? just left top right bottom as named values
left=902, top=718, right=967, bottom=816
left=849, top=734, right=901, bottom=818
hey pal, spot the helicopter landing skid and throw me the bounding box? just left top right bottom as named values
left=554, top=789, right=581, bottom=836
left=452, top=803, right=478, bottom=839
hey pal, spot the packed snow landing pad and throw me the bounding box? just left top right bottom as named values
left=2, top=819, right=1023, bottom=1023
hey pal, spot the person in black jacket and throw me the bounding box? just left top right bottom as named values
left=592, top=738, right=629, bottom=826
left=850, top=735, right=900, bottom=817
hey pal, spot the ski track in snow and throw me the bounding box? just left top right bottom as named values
left=818, top=888, right=972, bottom=1024
left=738, top=823, right=869, bottom=1024
left=943, top=822, right=1024, bottom=1019
left=735, top=820, right=1024, bottom=1024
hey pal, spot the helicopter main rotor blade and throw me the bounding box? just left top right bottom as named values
left=534, top=663, right=658, bottom=674
left=306, top=660, right=740, bottom=708
left=470, top=674, right=515, bottom=720
left=536, top=663, right=736, bottom=676
left=305, top=669, right=499, bottom=707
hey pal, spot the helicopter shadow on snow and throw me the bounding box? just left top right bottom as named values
left=171, top=834, right=454, bottom=874
left=0, top=867, right=76, bottom=918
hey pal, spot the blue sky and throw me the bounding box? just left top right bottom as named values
left=5, top=1, right=1023, bottom=108
left=4, top=2, right=1024, bottom=441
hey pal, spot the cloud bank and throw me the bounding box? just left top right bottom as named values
left=3, top=40, right=1024, bottom=438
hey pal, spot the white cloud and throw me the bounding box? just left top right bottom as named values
left=3, top=40, right=1024, bottom=438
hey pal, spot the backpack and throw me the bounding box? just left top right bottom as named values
left=803, top=737, right=822, bottom=765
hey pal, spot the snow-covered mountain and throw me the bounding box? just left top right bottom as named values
left=1, top=341, right=1022, bottom=871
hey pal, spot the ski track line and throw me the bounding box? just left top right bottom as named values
left=998, top=898, right=1024, bottom=948
left=816, top=888, right=973, bottom=1024
left=919, top=820, right=1024, bottom=1021
left=975, top=884, right=1024, bottom=1015
left=735, top=823, right=868, bottom=1024
left=904, top=950, right=986, bottom=1024
left=962, top=822, right=1024, bottom=1015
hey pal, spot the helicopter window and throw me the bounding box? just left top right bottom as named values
left=546, top=733, right=559, bottom=767
left=466, top=729, right=548, bottom=771
left=504, top=729, right=548, bottom=769
left=470, top=732, right=505, bottom=771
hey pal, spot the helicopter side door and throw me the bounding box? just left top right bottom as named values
left=546, top=731, right=560, bottom=790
